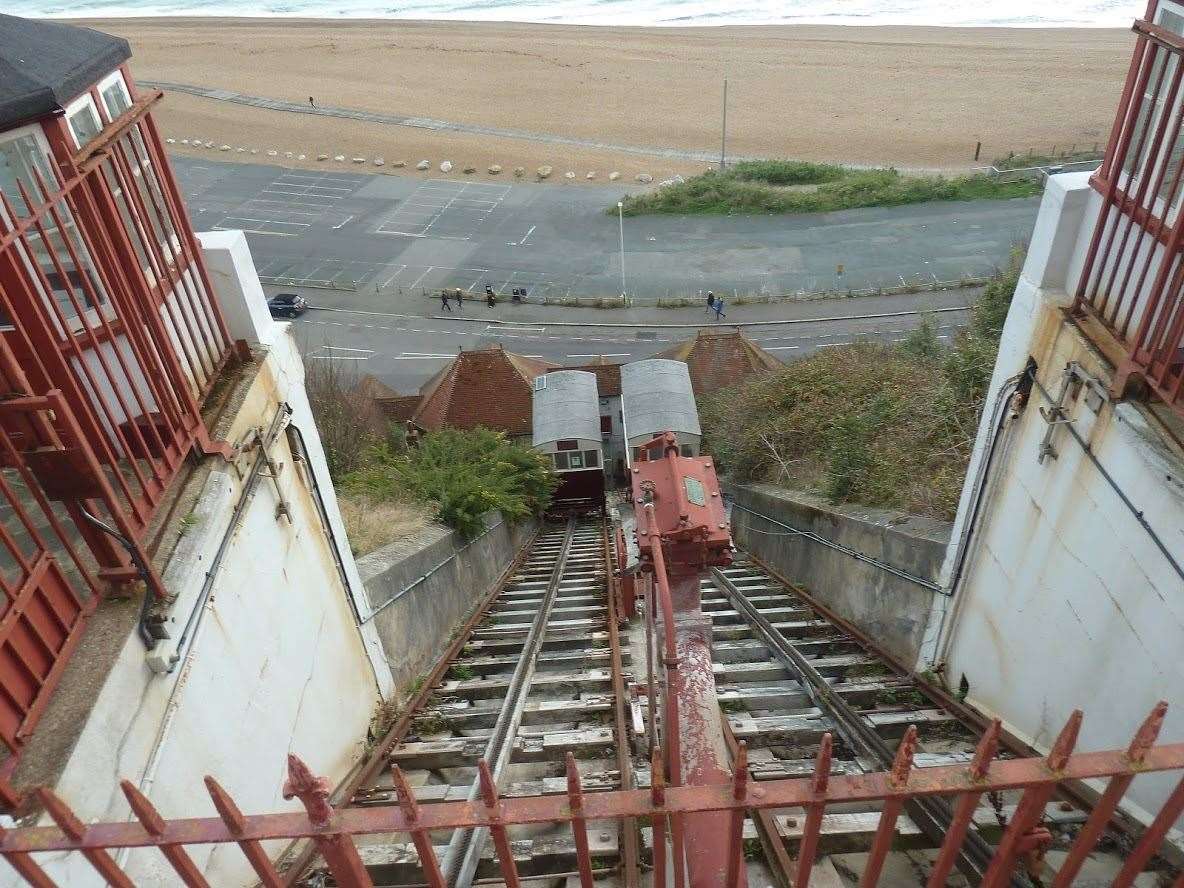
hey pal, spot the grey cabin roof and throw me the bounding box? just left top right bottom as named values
left=532, top=370, right=601, bottom=448
left=620, top=359, right=701, bottom=442
left=0, top=15, right=130, bottom=129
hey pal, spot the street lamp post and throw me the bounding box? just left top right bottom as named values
left=720, top=77, right=728, bottom=171
left=617, top=201, right=627, bottom=304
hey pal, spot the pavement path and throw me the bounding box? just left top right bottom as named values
left=173, top=156, right=1039, bottom=308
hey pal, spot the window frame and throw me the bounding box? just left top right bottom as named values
left=96, top=70, right=133, bottom=123
left=64, top=93, right=104, bottom=150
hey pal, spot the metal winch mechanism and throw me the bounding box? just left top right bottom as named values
left=628, top=431, right=742, bottom=888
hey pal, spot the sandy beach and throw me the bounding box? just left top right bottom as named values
left=81, top=18, right=1133, bottom=181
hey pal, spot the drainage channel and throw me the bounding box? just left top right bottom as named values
left=688, top=554, right=1172, bottom=887
left=314, top=517, right=635, bottom=887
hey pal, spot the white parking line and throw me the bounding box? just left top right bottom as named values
left=518, top=225, right=536, bottom=246
left=567, top=353, right=631, bottom=358
left=408, top=266, right=436, bottom=289
left=765, top=345, right=802, bottom=351
left=395, top=353, right=455, bottom=360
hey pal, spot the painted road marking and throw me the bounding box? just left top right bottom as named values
left=396, top=353, right=455, bottom=359
left=518, top=225, right=536, bottom=245
left=332, top=214, right=355, bottom=230
left=567, top=352, right=631, bottom=358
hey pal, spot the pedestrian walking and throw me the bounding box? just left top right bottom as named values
left=485, top=285, right=496, bottom=308
left=713, top=295, right=726, bottom=321
left=705, top=291, right=715, bottom=315
left=308, top=96, right=315, bottom=109
left=440, top=289, right=452, bottom=312
left=454, top=288, right=463, bottom=310
left=512, top=287, right=523, bottom=304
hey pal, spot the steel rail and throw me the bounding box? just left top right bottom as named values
left=709, top=567, right=1022, bottom=887
left=601, top=521, right=641, bottom=888
left=443, top=518, right=578, bottom=888
left=740, top=549, right=1184, bottom=870
left=280, top=522, right=543, bottom=886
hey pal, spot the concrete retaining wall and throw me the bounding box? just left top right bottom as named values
left=725, top=482, right=950, bottom=665
left=359, top=512, right=536, bottom=699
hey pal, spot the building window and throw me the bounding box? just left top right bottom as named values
left=0, top=128, right=54, bottom=214
left=569, top=452, right=584, bottom=469
left=66, top=95, right=104, bottom=149
left=680, top=444, right=694, bottom=457
left=600, top=415, right=612, bottom=437
left=583, top=450, right=600, bottom=468
left=553, top=452, right=569, bottom=470
left=97, top=71, right=133, bottom=121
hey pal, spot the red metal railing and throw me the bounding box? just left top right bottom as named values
left=1075, top=11, right=1184, bottom=413
left=0, top=91, right=235, bottom=781
left=0, top=706, right=1181, bottom=887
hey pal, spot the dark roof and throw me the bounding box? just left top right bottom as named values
left=0, top=15, right=130, bottom=128
left=656, top=329, right=783, bottom=396
left=414, top=347, right=557, bottom=436
left=548, top=362, right=622, bottom=397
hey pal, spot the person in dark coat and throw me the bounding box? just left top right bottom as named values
left=440, top=289, right=452, bottom=311
left=705, top=291, right=715, bottom=315
left=485, top=285, right=496, bottom=308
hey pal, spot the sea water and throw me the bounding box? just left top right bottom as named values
left=7, top=0, right=1146, bottom=28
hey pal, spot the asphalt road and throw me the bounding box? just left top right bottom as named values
left=173, top=156, right=1039, bottom=305
left=291, top=292, right=976, bottom=393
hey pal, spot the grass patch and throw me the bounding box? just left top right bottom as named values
left=615, top=164, right=1041, bottom=217
left=448, top=663, right=476, bottom=681
left=700, top=251, right=1022, bottom=520
left=339, top=495, right=434, bottom=557
left=992, top=149, right=1102, bottom=170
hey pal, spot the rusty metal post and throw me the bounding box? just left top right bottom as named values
left=1052, top=702, right=1167, bottom=887
left=651, top=745, right=669, bottom=888
left=283, top=755, right=373, bottom=887
left=120, top=781, right=210, bottom=887
left=477, top=759, right=522, bottom=888
left=981, top=711, right=1082, bottom=888
left=860, top=727, right=917, bottom=888
left=566, top=753, right=596, bottom=888
left=37, top=788, right=134, bottom=887
left=926, top=720, right=1001, bottom=888
left=724, top=742, right=748, bottom=888
left=794, top=734, right=832, bottom=888
left=391, top=765, right=448, bottom=888
left=204, top=777, right=285, bottom=888
left=1111, top=773, right=1184, bottom=887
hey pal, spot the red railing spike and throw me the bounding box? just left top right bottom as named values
left=1127, top=701, right=1169, bottom=764
left=565, top=752, right=585, bottom=811
left=650, top=744, right=666, bottom=804
left=969, top=718, right=1003, bottom=782
left=477, top=758, right=500, bottom=809
left=36, top=787, right=87, bottom=841
left=1046, top=710, right=1084, bottom=772
left=812, top=733, right=833, bottom=793
left=732, top=741, right=749, bottom=799
left=282, top=754, right=333, bottom=828
left=203, top=776, right=247, bottom=836
left=119, top=780, right=166, bottom=836
left=889, top=725, right=917, bottom=788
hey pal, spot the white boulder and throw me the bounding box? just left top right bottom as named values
left=636, top=173, right=653, bottom=184
left=537, top=165, right=553, bottom=179
left=609, top=171, right=621, bottom=181
left=417, top=159, right=430, bottom=170
left=440, top=160, right=453, bottom=172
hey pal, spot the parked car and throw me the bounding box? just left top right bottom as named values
left=267, top=293, right=307, bottom=319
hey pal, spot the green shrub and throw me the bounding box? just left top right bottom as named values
left=700, top=256, right=1024, bottom=519
left=343, top=428, right=558, bottom=538
left=617, top=165, right=1041, bottom=217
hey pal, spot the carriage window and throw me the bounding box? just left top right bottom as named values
left=553, top=452, right=569, bottom=470
left=569, top=452, right=584, bottom=469
left=66, top=96, right=104, bottom=148
left=680, top=444, right=694, bottom=457
left=584, top=450, right=600, bottom=468
left=556, top=439, right=578, bottom=451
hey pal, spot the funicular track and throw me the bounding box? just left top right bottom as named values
left=690, top=554, right=1180, bottom=887
left=296, top=522, right=1180, bottom=888
left=302, top=516, right=639, bottom=887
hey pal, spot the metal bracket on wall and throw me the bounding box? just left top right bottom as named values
left=1037, top=362, right=1108, bottom=463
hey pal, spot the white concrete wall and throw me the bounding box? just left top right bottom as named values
left=0, top=232, right=395, bottom=887
left=919, top=172, right=1184, bottom=821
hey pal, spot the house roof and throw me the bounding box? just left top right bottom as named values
left=414, top=347, right=558, bottom=436
left=549, top=361, right=622, bottom=397
left=355, top=374, right=400, bottom=403
left=655, top=329, right=783, bottom=396
left=383, top=395, right=423, bottom=423
left=0, top=15, right=130, bottom=128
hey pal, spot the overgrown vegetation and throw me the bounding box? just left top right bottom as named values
left=343, top=428, right=558, bottom=539
left=701, top=251, right=1023, bottom=519
left=307, top=361, right=557, bottom=550
left=616, top=164, right=1041, bottom=217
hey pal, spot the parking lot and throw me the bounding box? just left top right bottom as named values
left=375, top=180, right=511, bottom=241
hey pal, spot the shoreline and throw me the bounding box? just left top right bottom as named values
left=83, top=18, right=1132, bottom=180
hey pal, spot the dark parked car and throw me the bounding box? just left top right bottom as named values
left=267, top=293, right=307, bottom=319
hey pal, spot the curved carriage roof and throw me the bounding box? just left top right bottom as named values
left=532, top=370, right=601, bottom=447
left=621, top=359, right=701, bottom=441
